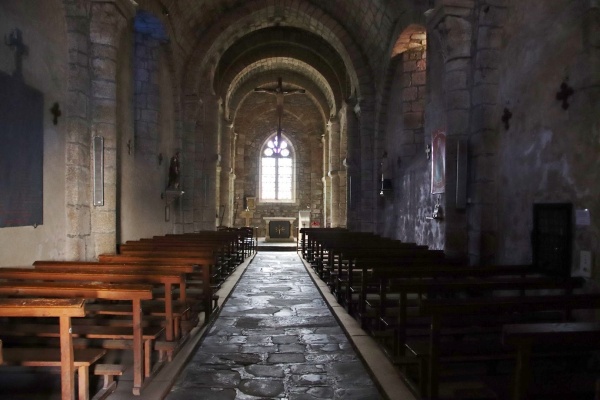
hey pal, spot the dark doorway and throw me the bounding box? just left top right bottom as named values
left=532, top=203, right=573, bottom=277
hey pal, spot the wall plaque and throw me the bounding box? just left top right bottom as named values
left=0, top=72, right=44, bottom=227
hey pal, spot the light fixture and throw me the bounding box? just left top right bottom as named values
left=379, top=176, right=392, bottom=197
left=379, top=151, right=392, bottom=197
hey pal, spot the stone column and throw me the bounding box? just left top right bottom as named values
left=180, top=93, right=201, bottom=233
left=65, top=2, right=93, bottom=259
left=328, top=117, right=341, bottom=227
left=218, top=116, right=233, bottom=227
left=195, top=91, right=219, bottom=231
left=89, top=0, right=135, bottom=257
left=427, top=0, right=474, bottom=259
left=345, top=100, right=361, bottom=230
left=322, top=133, right=329, bottom=226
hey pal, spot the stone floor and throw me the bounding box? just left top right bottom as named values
left=165, top=252, right=384, bottom=400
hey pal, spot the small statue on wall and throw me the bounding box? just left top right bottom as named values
left=167, top=152, right=180, bottom=189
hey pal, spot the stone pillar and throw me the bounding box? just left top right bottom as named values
left=328, top=117, right=341, bottom=227
left=89, top=0, right=135, bottom=257
left=322, top=133, right=329, bottom=226
left=427, top=0, right=474, bottom=259
left=345, top=100, right=361, bottom=230
left=180, top=93, right=201, bottom=233
left=227, top=129, right=237, bottom=227
left=218, top=115, right=233, bottom=227
left=65, top=3, right=93, bottom=259
left=338, top=107, right=349, bottom=228
left=194, top=91, right=219, bottom=231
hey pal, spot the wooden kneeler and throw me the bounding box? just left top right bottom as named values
left=92, top=363, right=126, bottom=400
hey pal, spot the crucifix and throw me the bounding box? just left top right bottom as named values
left=4, top=28, right=28, bottom=79
left=254, top=77, right=305, bottom=149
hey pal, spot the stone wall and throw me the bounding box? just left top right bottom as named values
left=493, top=0, right=600, bottom=271
left=233, top=92, right=324, bottom=236
left=0, top=0, right=69, bottom=264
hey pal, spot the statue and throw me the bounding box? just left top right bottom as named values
left=167, top=152, right=180, bottom=189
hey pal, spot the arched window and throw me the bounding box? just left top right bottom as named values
left=260, top=135, right=295, bottom=202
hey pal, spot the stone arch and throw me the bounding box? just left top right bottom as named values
left=373, top=21, right=429, bottom=238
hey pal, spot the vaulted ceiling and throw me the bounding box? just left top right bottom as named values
left=138, top=0, right=430, bottom=128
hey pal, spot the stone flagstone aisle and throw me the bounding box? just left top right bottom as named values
left=165, top=252, right=383, bottom=400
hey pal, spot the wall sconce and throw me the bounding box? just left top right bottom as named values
left=379, top=177, right=392, bottom=197
left=425, top=143, right=432, bottom=160
left=426, top=195, right=444, bottom=220
left=379, top=151, right=392, bottom=196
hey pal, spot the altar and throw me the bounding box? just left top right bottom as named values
left=263, top=217, right=296, bottom=242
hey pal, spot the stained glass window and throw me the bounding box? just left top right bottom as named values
left=260, top=136, right=294, bottom=201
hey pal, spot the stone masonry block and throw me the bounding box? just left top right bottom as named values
left=471, top=105, right=497, bottom=133
left=445, top=70, right=468, bottom=91
left=472, top=84, right=498, bottom=106
left=65, top=165, right=90, bottom=205
left=479, top=5, right=508, bottom=27
left=65, top=236, right=86, bottom=261
left=474, top=67, right=500, bottom=85
left=92, top=80, right=116, bottom=100
left=94, top=232, right=117, bottom=256
left=412, top=71, right=426, bottom=86
left=68, top=91, right=88, bottom=119
left=403, top=60, right=418, bottom=72
left=447, top=110, right=470, bottom=134
left=65, top=142, right=89, bottom=167
left=477, top=26, right=504, bottom=49
left=66, top=117, right=89, bottom=144
left=476, top=49, right=501, bottom=70
left=92, top=207, right=116, bottom=233
left=403, top=87, right=418, bottom=102
left=69, top=64, right=90, bottom=93
left=404, top=112, right=424, bottom=129
left=92, top=58, right=116, bottom=80
left=446, top=89, right=470, bottom=109
left=92, top=99, right=117, bottom=123
left=67, top=205, right=91, bottom=237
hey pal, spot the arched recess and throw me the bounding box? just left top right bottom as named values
left=180, top=0, right=377, bottom=231
left=376, top=23, right=432, bottom=244
left=226, top=63, right=334, bottom=123
left=213, top=27, right=347, bottom=107
left=119, top=8, right=180, bottom=243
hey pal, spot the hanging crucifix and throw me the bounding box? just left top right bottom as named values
left=254, top=77, right=305, bottom=153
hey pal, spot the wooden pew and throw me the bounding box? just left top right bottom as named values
left=375, top=275, right=584, bottom=358
left=94, top=255, right=218, bottom=321
left=0, top=267, right=185, bottom=342
left=35, top=259, right=214, bottom=326
left=116, top=248, right=233, bottom=282
left=417, top=293, right=600, bottom=399
left=0, top=281, right=155, bottom=395
left=503, top=321, right=600, bottom=400
left=0, top=298, right=105, bottom=400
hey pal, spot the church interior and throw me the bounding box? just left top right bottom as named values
left=1, top=0, right=600, bottom=399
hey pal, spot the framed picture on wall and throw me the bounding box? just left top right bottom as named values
left=246, top=196, right=256, bottom=210
left=431, top=129, right=446, bottom=194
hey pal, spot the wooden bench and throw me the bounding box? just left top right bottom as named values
left=0, top=268, right=183, bottom=395
left=0, top=267, right=185, bottom=342
left=375, top=275, right=583, bottom=358
left=0, top=280, right=157, bottom=395
left=0, top=298, right=104, bottom=400
left=93, top=256, right=218, bottom=321
left=417, top=293, right=600, bottom=399
left=503, top=321, right=600, bottom=400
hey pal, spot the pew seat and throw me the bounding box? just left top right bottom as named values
left=1, top=347, right=107, bottom=400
